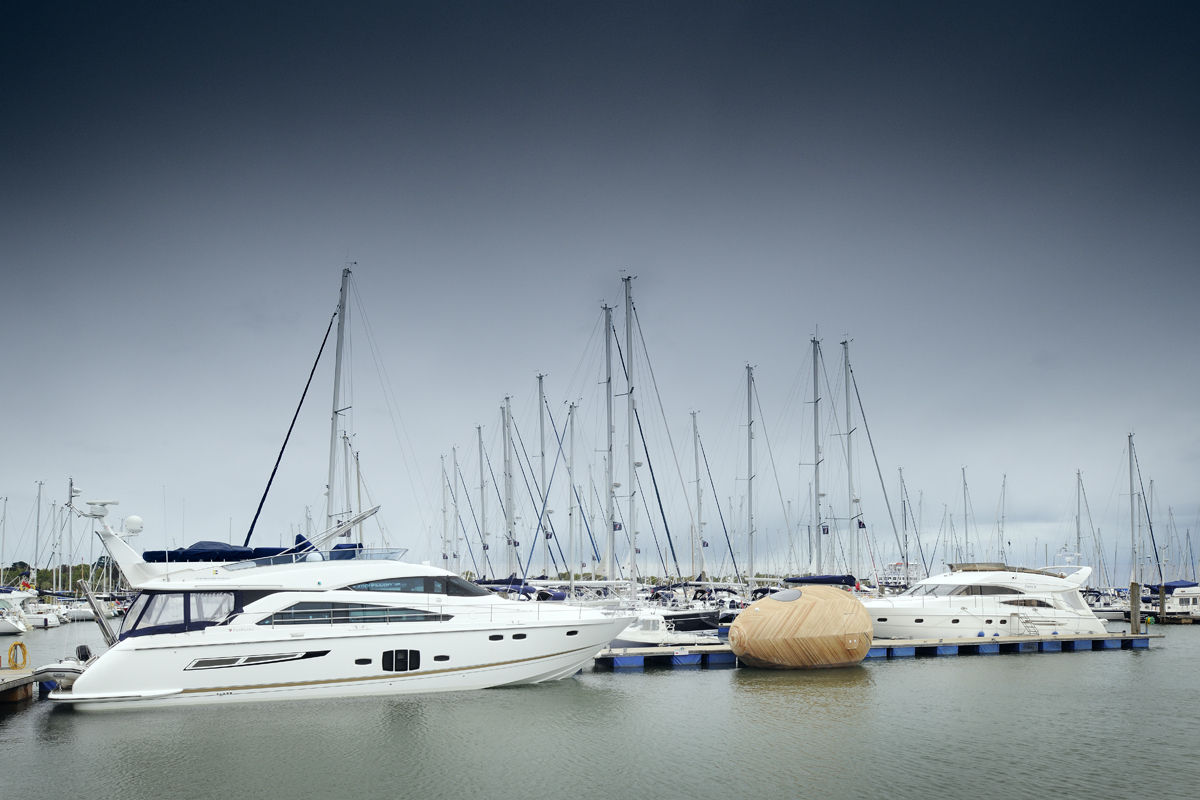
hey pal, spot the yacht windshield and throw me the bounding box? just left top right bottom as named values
left=119, top=591, right=235, bottom=640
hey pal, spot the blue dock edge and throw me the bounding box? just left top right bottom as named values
left=597, top=648, right=739, bottom=670
left=597, top=633, right=1154, bottom=671
left=863, top=634, right=1153, bottom=659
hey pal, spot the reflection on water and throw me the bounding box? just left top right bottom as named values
left=4, top=622, right=1200, bottom=800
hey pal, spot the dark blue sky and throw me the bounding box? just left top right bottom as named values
left=3, top=2, right=1198, bottom=581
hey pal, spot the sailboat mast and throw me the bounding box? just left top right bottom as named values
left=503, top=396, right=515, bottom=577
left=567, top=402, right=576, bottom=590
left=624, top=276, right=638, bottom=593
left=811, top=336, right=821, bottom=574
left=538, top=374, right=548, bottom=575
left=440, top=455, right=449, bottom=570
left=477, top=425, right=487, bottom=578
left=1129, top=433, right=1137, bottom=582
left=34, top=480, right=43, bottom=582
left=843, top=339, right=854, bottom=577
left=326, top=266, right=351, bottom=529
left=603, top=303, right=615, bottom=580
left=692, top=410, right=702, bottom=578
left=899, top=467, right=907, bottom=577
left=999, top=473, right=1006, bottom=563
left=1076, top=470, right=1082, bottom=565
left=746, top=364, right=755, bottom=587
left=452, top=446, right=460, bottom=574
left=962, top=467, right=969, bottom=562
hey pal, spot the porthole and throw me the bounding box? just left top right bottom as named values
left=876, top=618, right=888, bottom=623
left=434, top=655, right=449, bottom=662
left=985, top=619, right=993, bottom=624
left=951, top=618, right=960, bottom=624
left=488, top=634, right=503, bottom=641
left=513, top=633, right=527, bottom=640
left=567, top=630, right=579, bottom=636
left=914, top=618, right=924, bottom=623
left=1000, top=619, right=1007, bottom=624
left=354, top=658, right=371, bottom=665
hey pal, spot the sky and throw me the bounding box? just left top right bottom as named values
left=2, top=1, right=1198, bottom=585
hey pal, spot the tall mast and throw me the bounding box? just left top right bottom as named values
left=811, top=336, right=821, bottom=573
left=537, top=373, right=548, bottom=576
left=477, top=425, right=488, bottom=577
left=34, top=480, right=43, bottom=582
left=999, top=473, right=1006, bottom=563
left=746, top=364, right=755, bottom=587
left=624, top=275, right=638, bottom=595
left=326, top=266, right=351, bottom=529
left=503, top=397, right=515, bottom=577
left=843, top=339, right=855, bottom=577
left=440, top=455, right=449, bottom=570
left=899, top=467, right=907, bottom=575
left=567, top=402, right=577, bottom=591
left=962, top=467, right=969, bottom=562
left=451, top=447, right=460, bottom=574
left=1, top=496, right=6, bottom=586
left=1129, top=433, right=1137, bottom=581
left=1075, top=470, right=1082, bottom=565
left=692, top=410, right=703, bottom=578
left=603, top=304, right=615, bottom=580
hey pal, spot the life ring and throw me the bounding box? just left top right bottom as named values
left=7, top=640, right=28, bottom=670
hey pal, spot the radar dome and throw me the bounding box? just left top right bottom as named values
left=124, top=515, right=144, bottom=534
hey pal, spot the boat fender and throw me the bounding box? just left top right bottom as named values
left=7, top=640, right=28, bottom=669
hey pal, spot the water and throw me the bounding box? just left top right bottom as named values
left=4, top=621, right=1197, bottom=799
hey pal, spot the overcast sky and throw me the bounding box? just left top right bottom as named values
left=3, top=2, right=1197, bottom=584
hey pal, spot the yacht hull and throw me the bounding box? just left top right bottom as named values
left=50, top=614, right=629, bottom=709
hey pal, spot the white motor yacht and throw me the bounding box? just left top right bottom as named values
left=862, top=563, right=1107, bottom=639
left=49, top=519, right=634, bottom=709
left=0, top=589, right=32, bottom=635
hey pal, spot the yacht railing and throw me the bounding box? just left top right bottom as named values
left=223, top=547, right=409, bottom=571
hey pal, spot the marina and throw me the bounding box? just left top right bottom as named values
left=2, top=618, right=1197, bottom=800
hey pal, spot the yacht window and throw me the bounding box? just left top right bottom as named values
left=1001, top=599, right=1053, bottom=608
left=190, top=592, right=235, bottom=624
left=350, top=575, right=492, bottom=597
left=351, top=577, right=429, bottom=593
left=120, top=593, right=150, bottom=636
left=953, top=585, right=1023, bottom=596
left=257, top=602, right=451, bottom=625
left=140, top=593, right=187, bottom=629
left=902, top=584, right=955, bottom=597
left=446, top=576, right=492, bottom=597
left=382, top=649, right=421, bottom=672
left=120, top=591, right=237, bottom=639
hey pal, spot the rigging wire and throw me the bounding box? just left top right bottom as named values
left=243, top=310, right=336, bottom=547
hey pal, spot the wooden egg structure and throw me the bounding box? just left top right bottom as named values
left=728, top=584, right=873, bottom=669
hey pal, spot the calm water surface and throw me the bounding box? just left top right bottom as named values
left=4, top=621, right=1196, bottom=799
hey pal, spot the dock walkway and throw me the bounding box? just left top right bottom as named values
left=594, top=631, right=1158, bottom=670
left=0, top=668, right=36, bottom=703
